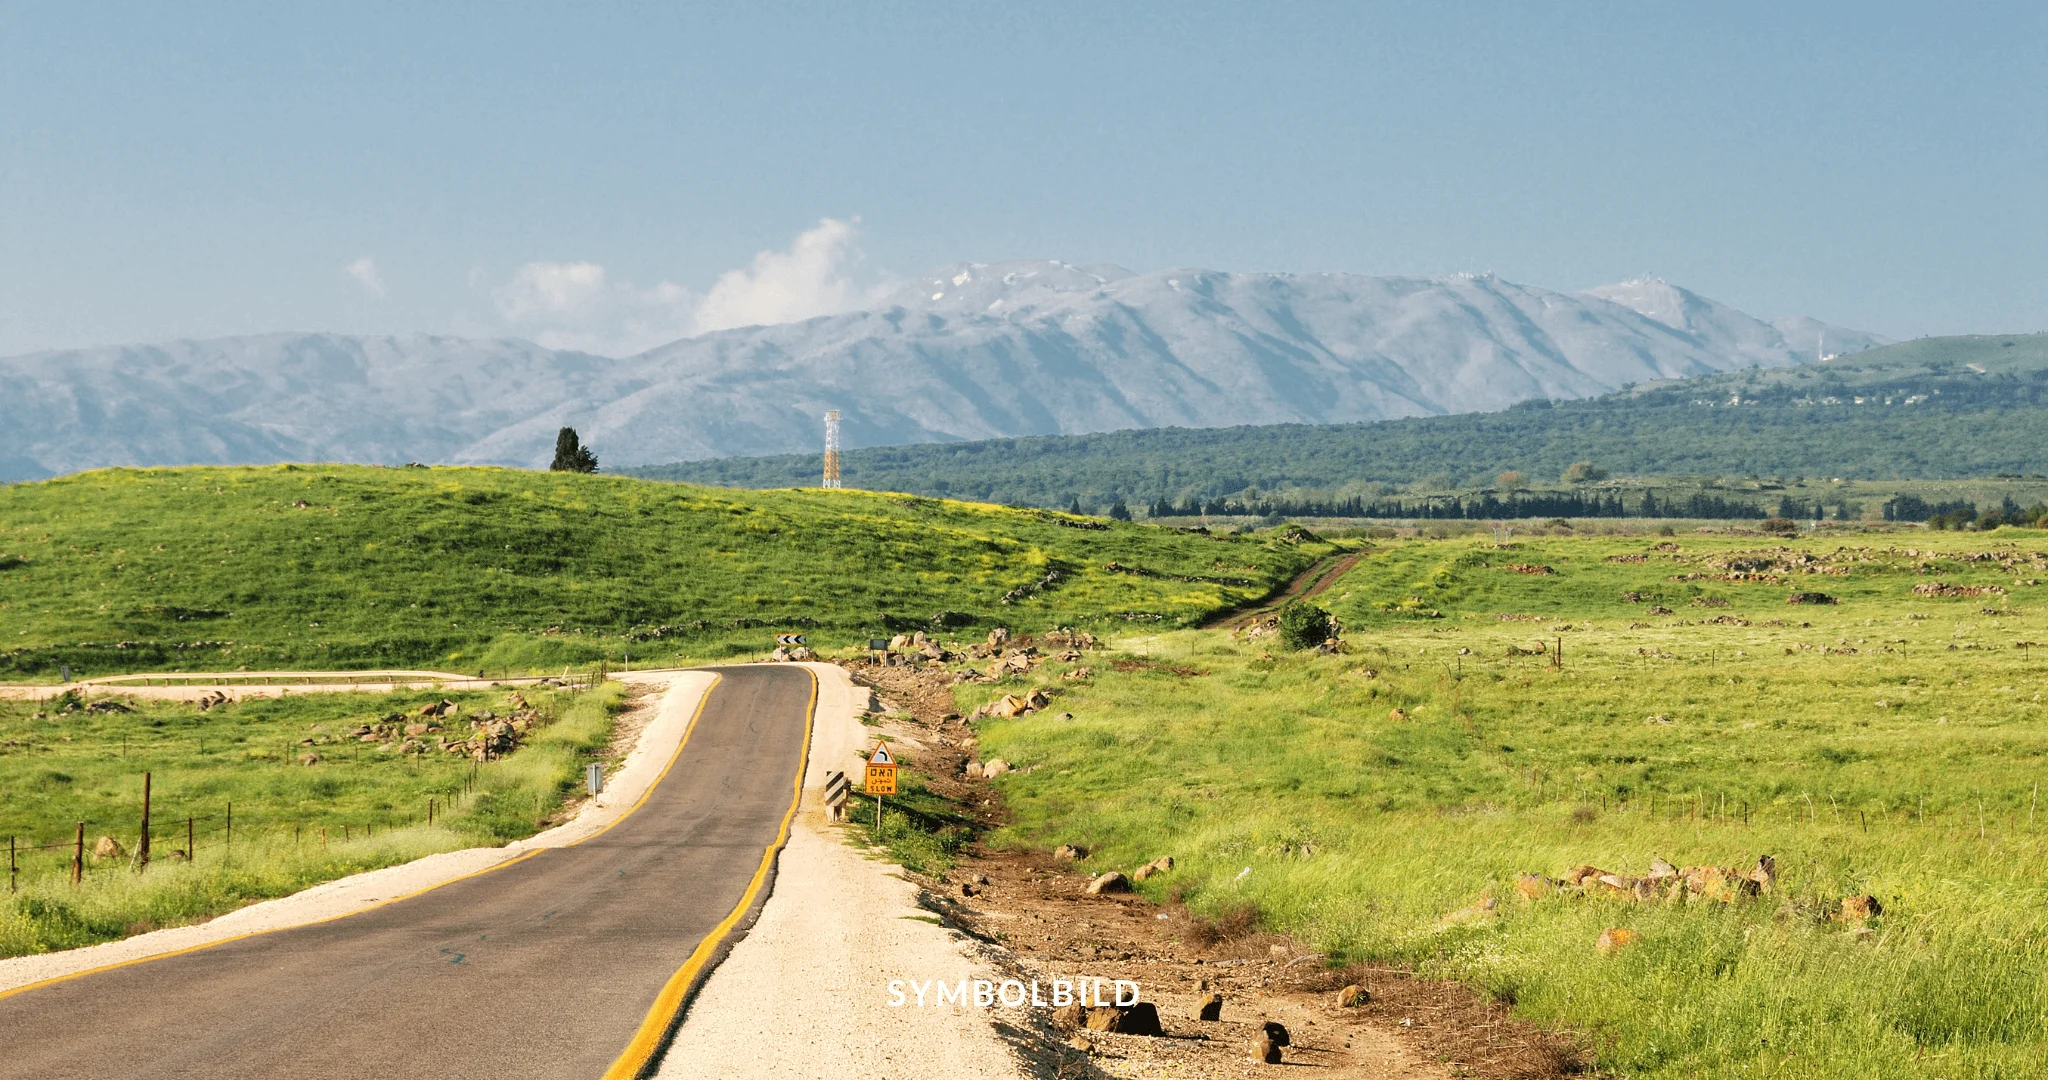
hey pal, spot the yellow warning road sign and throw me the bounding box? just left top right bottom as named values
left=865, top=743, right=898, bottom=795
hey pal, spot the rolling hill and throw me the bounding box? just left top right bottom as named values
left=0, top=465, right=1326, bottom=679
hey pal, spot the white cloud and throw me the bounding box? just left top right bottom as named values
left=490, top=218, right=887, bottom=356
left=693, top=217, right=879, bottom=333
left=344, top=256, right=386, bottom=297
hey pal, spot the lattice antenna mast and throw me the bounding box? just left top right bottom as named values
left=822, top=410, right=842, bottom=489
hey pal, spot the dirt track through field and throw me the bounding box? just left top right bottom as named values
left=0, top=664, right=815, bottom=1080
left=1206, top=549, right=1368, bottom=629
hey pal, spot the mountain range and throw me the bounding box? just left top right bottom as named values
left=0, top=262, right=1884, bottom=480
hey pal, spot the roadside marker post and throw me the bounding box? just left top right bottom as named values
left=824, top=770, right=851, bottom=821
left=586, top=762, right=605, bottom=798
left=776, top=634, right=808, bottom=648
left=865, top=743, right=898, bottom=830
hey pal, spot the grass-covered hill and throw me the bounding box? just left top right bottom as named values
left=629, top=333, right=2048, bottom=509
left=0, top=466, right=1329, bottom=680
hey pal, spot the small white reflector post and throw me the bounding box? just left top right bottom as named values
left=586, top=763, right=604, bottom=797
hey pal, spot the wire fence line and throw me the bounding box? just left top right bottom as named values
left=6, top=789, right=463, bottom=893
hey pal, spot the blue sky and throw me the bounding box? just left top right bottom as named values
left=2, top=2, right=2043, bottom=355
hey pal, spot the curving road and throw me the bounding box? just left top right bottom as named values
left=0, top=664, right=815, bottom=1080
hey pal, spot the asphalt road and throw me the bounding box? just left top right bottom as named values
left=1, top=664, right=815, bottom=1080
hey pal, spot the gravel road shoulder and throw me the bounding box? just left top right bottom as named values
left=657, top=662, right=1041, bottom=1079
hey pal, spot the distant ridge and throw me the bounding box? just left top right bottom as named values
left=0, top=263, right=1881, bottom=481
left=626, top=334, right=2048, bottom=509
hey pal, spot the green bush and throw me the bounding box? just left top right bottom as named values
left=1276, top=602, right=1331, bottom=650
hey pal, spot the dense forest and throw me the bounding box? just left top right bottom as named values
left=628, top=334, right=2048, bottom=518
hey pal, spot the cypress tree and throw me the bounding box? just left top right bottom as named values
left=551, top=427, right=599, bottom=473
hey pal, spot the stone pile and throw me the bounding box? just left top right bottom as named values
left=1515, top=855, right=1778, bottom=904
left=970, top=688, right=1053, bottom=720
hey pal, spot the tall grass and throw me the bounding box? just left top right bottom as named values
left=975, top=528, right=2048, bottom=1077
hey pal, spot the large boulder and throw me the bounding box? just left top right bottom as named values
left=1196, top=992, right=1223, bottom=1020
left=981, top=758, right=1011, bottom=779
left=92, top=836, right=125, bottom=860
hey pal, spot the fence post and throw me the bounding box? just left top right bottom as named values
left=73, top=822, right=83, bottom=884
left=8, top=836, right=14, bottom=894
left=187, top=816, right=194, bottom=863
left=428, top=798, right=435, bottom=826
left=138, top=771, right=152, bottom=870
left=226, top=801, right=232, bottom=853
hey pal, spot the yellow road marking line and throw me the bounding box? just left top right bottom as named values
left=0, top=673, right=723, bottom=1003
left=601, top=667, right=818, bottom=1080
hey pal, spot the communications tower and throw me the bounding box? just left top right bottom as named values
left=822, top=410, right=842, bottom=489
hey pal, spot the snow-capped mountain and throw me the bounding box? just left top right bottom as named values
left=0, top=263, right=1884, bottom=479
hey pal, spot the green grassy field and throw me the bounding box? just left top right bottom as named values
left=972, top=527, right=2048, bottom=1078
left=0, top=465, right=1326, bottom=680
left=0, top=683, right=622, bottom=958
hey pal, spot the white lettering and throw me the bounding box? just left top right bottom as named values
left=974, top=980, right=995, bottom=1007
left=999, top=980, right=1026, bottom=1007
left=938, top=980, right=967, bottom=1006
left=1052, top=980, right=1072, bottom=1006
left=1093, top=978, right=1107, bottom=1006
left=1031, top=981, right=1047, bottom=1006
left=1115, top=980, right=1139, bottom=1006
left=911, top=979, right=933, bottom=1006
left=888, top=980, right=905, bottom=1007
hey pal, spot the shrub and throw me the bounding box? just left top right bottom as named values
left=1760, top=517, right=1799, bottom=535
left=1277, top=602, right=1333, bottom=650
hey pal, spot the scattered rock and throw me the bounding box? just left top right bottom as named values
left=981, top=758, right=1011, bottom=779
left=1053, top=843, right=1088, bottom=861
left=85, top=700, right=134, bottom=714
left=1084, top=1002, right=1163, bottom=1036
left=1133, top=855, right=1175, bottom=881
left=1388, top=708, right=1408, bottom=721
left=1749, top=855, right=1777, bottom=892
left=964, top=762, right=984, bottom=779
left=1052, top=1002, right=1085, bottom=1029
left=299, top=752, right=321, bottom=766
left=1841, top=894, right=1883, bottom=923
left=1596, top=927, right=1637, bottom=955
left=1086, top=872, right=1131, bottom=895
left=1336, top=984, right=1370, bottom=1008
left=1442, top=895, right=1499, bottom=923
left=1261, top=1021, right=1291, bottom=1047
left=1251, top=1036, right=1282, bottom=1064
left=92, top=836, right=125, bottom=860
left=1514, top=872, right=1554, bottom=900
left=1197, top=992, right=1223, bottom=1020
